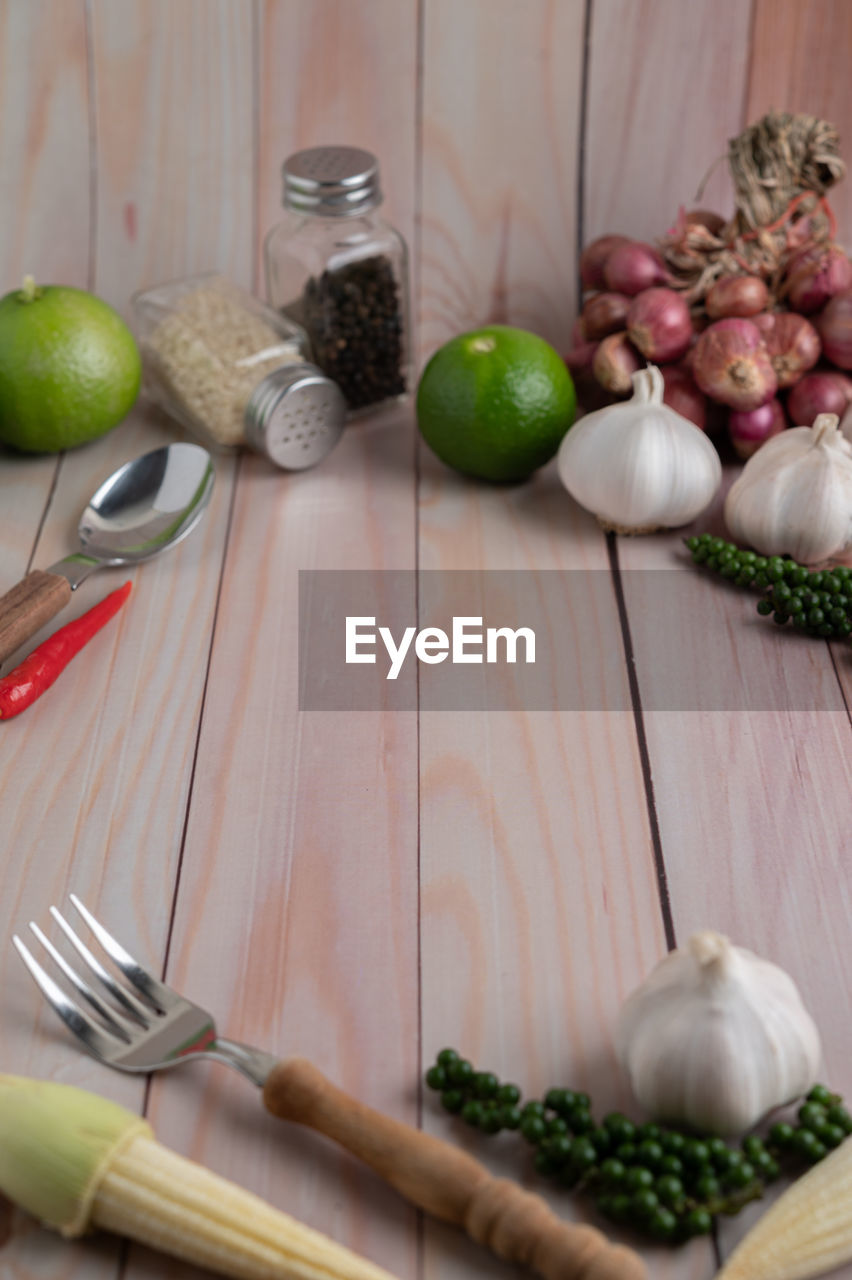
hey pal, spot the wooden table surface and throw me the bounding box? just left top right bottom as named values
left=1, top=3, right=851, bottom=1279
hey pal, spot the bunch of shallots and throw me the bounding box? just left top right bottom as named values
left=566, top=115, right=852, bottom=459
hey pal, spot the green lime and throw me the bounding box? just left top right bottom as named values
left=0, top=277, right=141, bottom=453
left=416, top=324, right=576, bottom=482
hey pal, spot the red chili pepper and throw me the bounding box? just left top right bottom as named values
left=0, top=581, right=132, bottom=720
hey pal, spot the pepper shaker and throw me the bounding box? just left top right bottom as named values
left=264, top=146, right=412, bottom=418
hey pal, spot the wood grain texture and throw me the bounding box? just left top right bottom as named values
left=0, top=0, right=90, bottom=623
left=746, top=0, right=852, bottom=251
left=89, top=0, right=255, bottom=304
left=145, top=10, right=422, bottom=1280
left=584, top=0, right=754, bottom=241
left=419, top=0, right=585, bottom=360
left=257, top=0, right=419, bottom=290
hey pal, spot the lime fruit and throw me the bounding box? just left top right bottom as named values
left=416, top=324, right=576, bottom=482
left=0, top=277, right=141, bottom=453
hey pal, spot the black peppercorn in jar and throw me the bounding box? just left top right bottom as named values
left=264, top=146, right=411, bottom=418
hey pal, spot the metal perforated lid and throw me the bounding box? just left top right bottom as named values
left=244, top=363, right=346, bottom=470
left=282, top=146, right=382, bottom=217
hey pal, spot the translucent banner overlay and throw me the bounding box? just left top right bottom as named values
left=298, top=570, right=846, bottom=712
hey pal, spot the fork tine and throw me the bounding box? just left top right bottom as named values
left=69, top=894, right=180, bottom=1014
left=50, top=907, right=152, bottom=1026
left=13, top=935, right=125, bottom=1062
left=28, top=923, right=134, bottom=1043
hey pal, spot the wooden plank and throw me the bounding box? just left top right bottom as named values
left=584, top=0, right=754, bottom=242
left=90, top=0, right=255, bottom=302
left=0, top=0, right=90, bottom=611
left=154, top=6, right=421, bottom=1280
left=257, top=0, right=419, bottom=289
left=0, top=1, right=251, bottom=1273
left=746, top=0, right=852, bottom=252
left=417, top=4, right=697, bottom=1276
left=418, top=0, right=586, bottom=360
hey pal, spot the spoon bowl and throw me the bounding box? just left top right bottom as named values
left=0, top=442, right=214, bottom=664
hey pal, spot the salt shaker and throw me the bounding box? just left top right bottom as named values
left=264, top=146, right=412, bottom=417
left=132, top=274, right=345, bottom=470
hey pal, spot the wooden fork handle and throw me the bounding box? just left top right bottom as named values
left=0, top=571, right=71, bottom=663
left=263, top=1058, right=645, bottom=1280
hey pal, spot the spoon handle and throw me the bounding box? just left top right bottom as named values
left=0, top=571, right=72, bottom=664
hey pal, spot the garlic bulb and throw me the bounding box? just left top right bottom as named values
left=724, top=412, right=852, bottom=564
left=616, top=931, right=821, bottom=1136
left=556, top=364, right=721, bottom=533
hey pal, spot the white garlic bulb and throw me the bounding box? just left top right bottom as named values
left=724, top=413, right=852, bottom=564
left=556, top=364, right=721, bottom=532
left=616, top=931, right=821, bottom=1136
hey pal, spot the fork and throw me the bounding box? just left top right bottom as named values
left=13, top=895, right=643, bottom=1280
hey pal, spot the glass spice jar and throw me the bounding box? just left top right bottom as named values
left=132, top=273, right=346, bottom=471
left=264, top=146, right=412, bottom=417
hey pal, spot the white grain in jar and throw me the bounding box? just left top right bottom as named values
left=133, top=274, right=310, bottom=450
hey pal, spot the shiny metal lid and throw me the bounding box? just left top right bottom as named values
left=282, top=146, right=381, bottom=217
left=244, top=363, right=346, bottom=470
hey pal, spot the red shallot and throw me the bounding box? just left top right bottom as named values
left=580, top=235, right=631, bottom=290
left=785, top=245, right=852, bottom=313
left=660, top=364, right=706, bottom=430
left=728, top=399, right=786, bottom=459
left=592, top=331, right=641, bottom=395
left=816, top=292, right=852, bottom=369
left=627, top=288, right=692, bottom=362
left=752, top=312, right=821, bottom=388
left=603, top=242, right=667, bottom=296
left=582, top=291, right=631, bottom=341
left=692, top=318, right=777, bottom=411
left=787, top=369, right=852, bottom=425
left=705, top=274, right=768, bottom=319
left=564, top=340, right=599, bottom=374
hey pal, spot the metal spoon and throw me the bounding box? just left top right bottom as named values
left=0, top=442, right=214, bottom=663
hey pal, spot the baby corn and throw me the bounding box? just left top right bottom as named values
left=716, top=1136, right=852, bottom=1280
left=0, top=1075, right=398, bottom=1280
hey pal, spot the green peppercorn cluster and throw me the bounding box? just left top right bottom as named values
left=686, top=534, right=852, bottom=638
left=425, top=1050, right=852, bottom=1246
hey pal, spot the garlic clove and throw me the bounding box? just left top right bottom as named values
left=616, top=931, right=821, bottom=1136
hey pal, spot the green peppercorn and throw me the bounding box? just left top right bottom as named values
left=447, top=1058, right=474, bottom=1087
left=520, top=1114, right=547, bottom=1144
left=436, top=1048, right=459, bottom=1068
left=624, top=1166, right=654, bottom=1192
left=682, top=1139, right=711, bottom=1168
left=521, top=1100, right=546, bottom=1121
left=682, top=1208, right=713, bottom=1237
left=769, top=1121, right=795, bottom=1147
left=757, top=599, right=773, bottom=616
left=545, top=1087, right=572, bottom=1114
left=425, top=1065, right=446, bottom=1090
left=545, top=1116, right=569, bottom=1138
left=798, top=1102, right=828, bottom=1131
left=615, top=1142, right=638, bottom=1165
left=655, top=1175, right=685, bottom=1207
left=630, top=1188, right=659, bottom=1219
left=657, top=1154, right=684, bottom=1178
left=473, top=1071, right=499, bottom=1099
left=603, top=1113, right=636, bottom=1144
left=637, top=1139, right=664, bottom=1169
left=499, top=1105, right=522, bottom=1130
left=480, top=1106, right=503, bottom=1135
left=461, top=1099, right=484, bottom=1126
left=660, top=1131, right=686, bottom=1154
left=441, top=1089, right=464, bottom=1114
left=570, top=1138, right=598, bottom=1173
left=814, top=1122, right=846, bottom=1149
left=648, top=1207, right=678, bottom=1241
left=827, top=1104, right=852, bottom=1133
left=599, top=1158, right=627, bottom=1187
left=692, top=1173, right=721, bottom=1201
left=724, top=1160, right=755, bottom=1189
left=496, top=1083, right=521, bottom=1106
